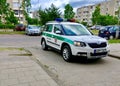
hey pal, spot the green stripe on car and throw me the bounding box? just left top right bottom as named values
left=43, top=32, right=74, bottom=45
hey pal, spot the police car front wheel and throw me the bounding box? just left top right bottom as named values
left=62, top=45, right=72, bottom=62
left=41, top=40, right=48, bottom=50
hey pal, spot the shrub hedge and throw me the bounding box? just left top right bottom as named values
left=0, top=24, right=15, bottom=29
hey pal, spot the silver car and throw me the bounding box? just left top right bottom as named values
left=25, top=25, right=41, bottom=36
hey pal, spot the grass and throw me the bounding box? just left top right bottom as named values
left=90, top=29, right=99, bottom=35
left=0, top=30, right=25, bottom=35
left=0, top=47, right=24, bottom=51
left=108, top=39, right=120, bottom=43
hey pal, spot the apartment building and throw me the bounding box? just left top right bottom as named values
left=77, top=5, right=96, bottom=26
left=100, top=0, right=120, bottom=16
left=7, top=0, right=25, bottom=24
left=76, top=0, right=120, bottom=25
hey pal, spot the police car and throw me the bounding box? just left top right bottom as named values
left=41, top=19, right=109, bottom=62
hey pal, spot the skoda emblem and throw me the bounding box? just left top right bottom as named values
left=97, top=41, right=101, bottom=45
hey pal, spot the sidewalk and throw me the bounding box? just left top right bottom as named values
left=108, top=44, right=120, bottom=59
left=0, top=44, right=120, bottom=86
left=0, top=48, right=58, bottom=86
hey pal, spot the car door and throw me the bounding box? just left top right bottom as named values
left=52, top=24, right=63, bottom=50
left=44, top=24, right=54, bottom=47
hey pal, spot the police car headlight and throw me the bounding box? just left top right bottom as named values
left=74, top=41, right=86, bottom=47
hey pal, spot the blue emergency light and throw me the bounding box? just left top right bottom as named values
left=55, top=18, right=63, bottom=22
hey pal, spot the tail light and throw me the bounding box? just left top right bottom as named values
left=105, top=32, right=109, bottom=34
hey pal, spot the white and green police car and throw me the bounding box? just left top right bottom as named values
left=41, top=19, right=109, bottom=62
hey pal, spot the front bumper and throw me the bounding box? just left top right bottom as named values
left=28, top=32, right=40, bottom=35
left=71, top=45, right=109, bottom=59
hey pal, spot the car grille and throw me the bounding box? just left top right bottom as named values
left=88, top=42, right=107, bottom=48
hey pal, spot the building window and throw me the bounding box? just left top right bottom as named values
left=90, top=6, right=93, bottom=9
left=13, top=2, right=20, bottom=8
left=14, top=10, right=19, bottom=15
left=20, top=17, right=23, bottom=21
left=14, top=10, right=23, bottom=15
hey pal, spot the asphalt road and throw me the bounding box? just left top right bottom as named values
left=0, top=34, right=120, bottom=86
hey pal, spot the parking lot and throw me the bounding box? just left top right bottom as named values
left=0, top=35, right=120, bottom=86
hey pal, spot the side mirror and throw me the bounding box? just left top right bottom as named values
left=55, top=30, right=61, bottom=34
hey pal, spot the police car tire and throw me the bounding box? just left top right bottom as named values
left=62, top=45, right=72, bottom=62
left=41, top=39, right=48, bottom=50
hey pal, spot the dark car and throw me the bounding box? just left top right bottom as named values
left=98, top=26, right=120, bottom=39
left=14, top=24, right=26, bottom=31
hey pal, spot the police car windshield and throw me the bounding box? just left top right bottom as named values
left=62, top=24, right=91, bottom=36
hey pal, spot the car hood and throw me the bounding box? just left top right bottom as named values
left=64, top=35, right=107, bottom=43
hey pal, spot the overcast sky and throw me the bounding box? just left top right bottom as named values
left=31, top=0, right=106, bottom=12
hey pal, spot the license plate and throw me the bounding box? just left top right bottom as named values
left=94, top=49, right=106, bottom=53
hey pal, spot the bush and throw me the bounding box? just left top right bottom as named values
left=0, top=24, right=15, bottom=29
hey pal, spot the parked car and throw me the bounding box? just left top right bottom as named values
left=98, top=26, right=120, bottom=39
left=14, top=24, right=26, bottom=31
left=25, top=25, right=41, bottom=36
left=90, top=25, right=101, bottom=30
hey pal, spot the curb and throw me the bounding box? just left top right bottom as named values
left=108, top=54, right=120, bottom=59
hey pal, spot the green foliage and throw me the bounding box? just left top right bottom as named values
left=39, top=4, right=61, bottom=25
left=0, top=20, right=2, bottom=24
left=0, top=0, right=18, bottom=24
left=92, top=5, right=101, bottom=25
left=22, top=0, right=31, bottom=23
left=95, top=15, right=118, bottom=26
left=92, top=5, right=118, bottom=26
left=22, top=0, right=31, bottom=13
left=0, top=24, right=15, bottom=29
left=64, top=4, right=75, bottom=19
left=81, top=21, right=87, bottom=26
left=5, top=11, right=18, bottom=25
left=0, top=0, right=9, bottom=15
left=27, top=17, right=40, bottom=25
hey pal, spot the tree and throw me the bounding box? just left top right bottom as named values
left=92, top=5, right=118, bottom=26
left=92, top=5, right=101, bottom=25
left=0, top=0, right=10, bottom=23
left=27, top=17, right=40, bottom=25
left=39, top=4, right=61, bottom=25
left=5, top=11, right=18, bottom=25
left=0, top=0, right=18, bottom=25
left=81, top=21, right=87, bottom=26
left=64, top=4, right=75, bottom=19
left=21, top=0, right=31, bottom=23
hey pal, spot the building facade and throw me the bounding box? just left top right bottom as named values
left=76, top=0, right=120, bottom=25
left=100, top=0, right=120, bottom=16
left=7, top=0, right=25, bottom=24
left=77, top=5, right=96, bottom=26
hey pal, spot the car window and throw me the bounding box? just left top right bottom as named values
left=109, top=26, right=119, bottom=32
left=62, top=24, right=91, bottom=36
left=54, top=24, right=63, bottom=34
left=27, top=26, right=39, bottom=29
left=44, top=24, right=53, bottom=32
